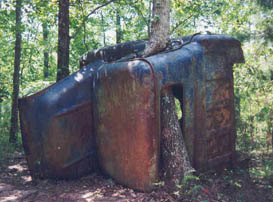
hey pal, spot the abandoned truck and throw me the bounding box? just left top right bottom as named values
left=19, top=34, right=244, bottom=192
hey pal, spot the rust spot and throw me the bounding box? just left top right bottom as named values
left=94, top=62, right=160, bottom=192
left=44, top=102, right=96, bottom=178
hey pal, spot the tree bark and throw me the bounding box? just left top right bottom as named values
left=147, top=0, right=152, bottom=38
left=116, top=7, right=122, bottom=44
left=56, top=0, right=70, bottom=81
left=268, top=96, right=273, bottom=159
left=143, top=0, right=170, bottom=57
left=42, top=21, right=49, bottom=78
left=160, top=88, right=194, bottom=186
left=9, top=0, right=22, bottom=144
left=101, top=12, right=106, bottom=46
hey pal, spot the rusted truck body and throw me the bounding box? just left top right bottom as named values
left=19, top=35, right=244, bottom=191
left=18, top=61, right=99, bottom=179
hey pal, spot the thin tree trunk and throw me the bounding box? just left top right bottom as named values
left=79, top=1, right=89, bottom=52
left=147, top=0, right=152, bottom=38
left=56, top=0, right=70, bottom=81
left=83, top=19, right=89, bottom=51
left=9, top=0, right=22, bottom=144
left=268, top=93, right=273, bottom=158
left=116, top=7, right=122, bottom=44
left=42, top=21, right=49, bottom=78
left=160, top=88, right=194, bottom=186
left=101, top=12, right=106, bottom=46
left=143, top=0, right=170, bottom=57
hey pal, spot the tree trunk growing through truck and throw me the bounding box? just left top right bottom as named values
left=143, top=0, right=170, bottom=57
left=144, top=0, right=194, bottom=186
left=161, top=88, right=194, bottom=186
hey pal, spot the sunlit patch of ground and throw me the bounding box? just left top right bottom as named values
left=0, top=152, right=272, bottom=202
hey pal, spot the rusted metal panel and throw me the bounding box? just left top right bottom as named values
left=44, top=102, right=95, bottom=178
left=19, top=62, right=102, bottom=179
left=93, top=61, right=160, bottom=192
left=204, top=65, right=237, bottom=169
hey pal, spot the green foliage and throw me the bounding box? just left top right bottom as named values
left=0, top=99, right=11, bottom=138
left=0, top=98, right=22, bottom=155
left=20, top=80, right=55, bottom=97
left=250, top=157, right=273, bottom=185
left=234, top=40, right=273, bottom=154
left=174, top=97, right=182, bottom=119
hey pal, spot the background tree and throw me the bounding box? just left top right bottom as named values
left=9, top=0, right=22, bottom=144
left=56, top=0, right=70, bottom=81
left=42, top=21, right=49, bottom=78
left=57, top=0, right=116, bottom=81
left=116, top=5, right=122, bottom=44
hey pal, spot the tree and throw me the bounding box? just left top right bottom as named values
left=116, top=6, right=122, bottom=44
left=143, top=0, right=170, bottom=57
left=144, top=0, right=194, bottom=186
left=42, top=21, right=49, bottom=78
left=101, top=11, right=106, bottom=46
left=9, top=0, right=22, bottom=144
left=56, top=0, right=116, bottom=81
left=56, top=0, right=70, bottom=81
left=161, top=89, right=194, bottom=186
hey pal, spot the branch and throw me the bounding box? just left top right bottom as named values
left=79, top=0, right=89, bottom=51
left=70, top=0, right=116, bottom=39
left=125, top=0, right=149, bottom=27
left=170, top=14, right=193, bottom=35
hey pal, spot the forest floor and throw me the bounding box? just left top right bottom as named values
left=0, top=151, right=272, bottom=202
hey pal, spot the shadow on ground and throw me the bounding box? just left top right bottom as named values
left=0, top=152, right=272, bottom=202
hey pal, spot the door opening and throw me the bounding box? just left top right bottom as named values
left=172, top=84, right=184, bottom=135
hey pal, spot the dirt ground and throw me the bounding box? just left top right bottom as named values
left=0, top=152, right=272, bottom=202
